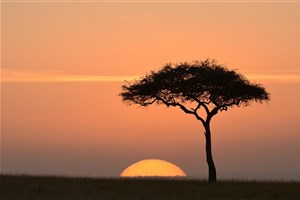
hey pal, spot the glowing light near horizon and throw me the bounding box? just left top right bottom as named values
left=1, top=69, right=139, bottom=83
left=120, top=159, right=186, bottom=177
left=1, top=69, right=300, bottom=83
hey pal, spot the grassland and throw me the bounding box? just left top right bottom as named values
left=1, top=174, right=300, bottom=200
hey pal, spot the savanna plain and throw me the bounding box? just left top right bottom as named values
left=1, top=174, right=300, bottom=200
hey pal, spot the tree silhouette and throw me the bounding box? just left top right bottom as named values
left=120, top=59, right=270, bottom=183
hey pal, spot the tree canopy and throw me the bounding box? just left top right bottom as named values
left=120, top=60, right=269, bottom=124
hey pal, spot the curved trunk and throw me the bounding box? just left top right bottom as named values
left=204, top=123, right=217, bottom=183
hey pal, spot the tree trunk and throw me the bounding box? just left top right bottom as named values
left=204, top=123, right=217, bottom=183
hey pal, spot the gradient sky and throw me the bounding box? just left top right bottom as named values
left=1, top=1, right=300, bottom=180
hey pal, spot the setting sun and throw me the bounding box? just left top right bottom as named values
left=120, top=159, right=186, bottom=177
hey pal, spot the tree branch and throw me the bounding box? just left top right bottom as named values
left=219, top=100, right=241, bottom=111
left=189, top=96, right=210, bottom=114
left=140, top=98, right=157, bottom=106
left=206, top=106, right=220, bottom=123
left=156, top=97, right=206, bottom=125
left=191, top=103, right=201, bottom=113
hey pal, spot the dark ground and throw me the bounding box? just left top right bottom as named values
left=1, top=174, right=300, bottom=200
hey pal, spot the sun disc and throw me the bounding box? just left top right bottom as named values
left=120, top=159, right=186, bottom=177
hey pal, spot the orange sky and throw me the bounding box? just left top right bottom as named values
left=1, top=1, right=300, bottom=180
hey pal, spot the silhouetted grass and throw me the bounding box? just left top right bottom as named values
left=1, top=174, right=299, bottom=200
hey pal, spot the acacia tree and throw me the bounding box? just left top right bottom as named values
left=120, top=59, right=270, bottom=183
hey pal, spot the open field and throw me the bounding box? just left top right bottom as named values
left=1, top=174, right=300, bottom=200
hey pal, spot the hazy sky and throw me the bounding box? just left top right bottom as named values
left=1, top=1, right=300, bottom=180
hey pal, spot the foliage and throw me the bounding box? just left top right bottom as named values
left=120, top=59, right=270, bottom=124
